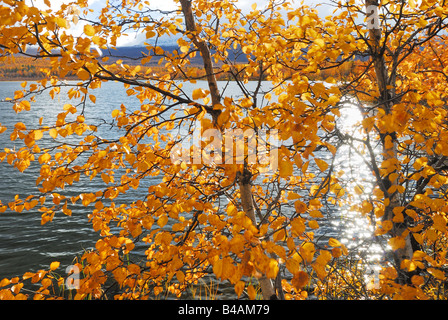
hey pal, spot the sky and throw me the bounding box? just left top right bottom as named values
left=26, top=0, right=335, bottom=47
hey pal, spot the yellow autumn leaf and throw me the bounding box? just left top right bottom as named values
left=310, top=210, right=323, bottom=218
left=291, top=217, right=306, bottom=235
left=388, top=236, right=406, bottom=250
left=294, top=200, right=307, bottom=213
left=84, top=24, right=96, bottom=36
left=101, top=172, right=110, bottom=184
left=49, top=128, right=58, bottom=139
left=19, top=100, right=31, bottom=111
left=287, top=192, right=301, bottom=200
left=291, top=271, right=309, bottom=289
left=38, top=153, right=51, bottom=164
left=354, top=185, right=364, bottom=195
left=286, top=257, right=300, bottom=274
left=300, top=242, right=315, bottom=263
left=432, top=214, right=447, bottom=232
left=192, top=88, right=208, bottom=100
left=56, top=17, right=68, bottom=28
left=176, top=270, right=185, bottom=283
left=279, top=160, right=293, bottom=178
left=361, top=200, right=373, bottom=214
left=157, top=215, right=168, bottom=228
left=33, top=130, right=43, bottom=141
left=331, top=247, right=342, bottom=258
left=308, top=220, right=319, bottom=229
left=50, top=261, right=60, bottom=271
left=266, top=259, right=279, bottom=278
left=0, top=278, right=11, bottom=287
left=411, top=275, right=424, bottom=286
left=328, top=238, right=341, bottom=247
left=111, top=109, right=120, bottom=118
left=314, top=38, right=325, bottom=49
left=77, top=69, right=91, bottom=81
left=247, top=284, right=256, bottom=300
left=428, top=268, right=446, bottom=280
left=413, top=232, right=423, bottom=244
left=213, top=259, right=223, bottom=279
left=273, top=228, right=286, bottom=242
left=234, top=280, right=245, bottom=298
left=314, top=158, right=329, bottom=172
left=15, top=122, right=27, bottom=130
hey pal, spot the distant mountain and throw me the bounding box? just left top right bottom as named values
left=103, top=45, right=249, bottom=66
left=19, top=44, right=249, bottom=66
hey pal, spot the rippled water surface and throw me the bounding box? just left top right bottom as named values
left=0, top=80, right=382, bottom=291
left=0, top=81, right=138, bottom=279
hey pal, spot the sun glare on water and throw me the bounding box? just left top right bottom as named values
left=333, top=101, right=386, bottom=285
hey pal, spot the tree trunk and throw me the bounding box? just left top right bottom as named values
left=179, top=0, right=278, bottom=299
left=237, top=169, right=278, bottom=299
left=179, top=0, right=220, bottom=124
left=365, top=0, right=413, bottom=283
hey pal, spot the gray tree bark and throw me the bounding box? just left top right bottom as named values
left=179, top=0, right=278, bottom=299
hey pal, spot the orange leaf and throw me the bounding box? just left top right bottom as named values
left=157, top=215, right=168, bottom=228
left=388, top=236, right=406, bottom=250
left=14, top=122, right=26, bottom=130
left=234, top=280, right=245, bottom=298
left=291, top=271, right=309, bottom=289
left=314, top=158, right=329, bottom=172
left=411, top=275, right=424, bottom=286
left=38, top=153, right=51, bottom=164
left=286, top=257, right=300, bottom=274
left=331, top=247, right=342, bottom=258
left=49, top=128, right=58, bottom=139
left=77, top=69, right=90, bottom=81
left=308, top=220, right=319, bottom=229
left=84, top=24, right=95, bottom=36
left=294, top=200, right=307, bottom=213
left=328, top=238, right=341, bottom=247
left=192, top=88, right=208, bottom=100
left=428, top=268, right=446, bottom=280
left=247, top=284, right=256, bottom=300
left=300, top=242, right=315, bottom=263
left=0, top=278, right=10, bottom=287
left=176, top=270, right=185, bottom=283
left=22, top=272, right=35, bottom=280
left=50, top=261, right=60, bottom=271
left=213, top=259, right=223, bottom=279
left=291, top=217, right=306, bottom=235
left=279, top=160, right=293, bottom=178
left=33, top=130, right=43, bottom=140
left=433, top=214, right=446, bottom=232
left=266, top=259, right=279, bottom=278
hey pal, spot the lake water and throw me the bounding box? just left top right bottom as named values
left=0, top=80, right=382, bottom=295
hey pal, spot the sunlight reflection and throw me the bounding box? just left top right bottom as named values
left=333, top=101, right=385, bottom=284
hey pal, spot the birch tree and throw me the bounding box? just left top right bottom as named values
left=0, top=0, right=448, bottom=300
